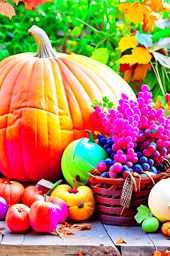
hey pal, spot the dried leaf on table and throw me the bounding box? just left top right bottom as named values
left=71, top=223, right=91, bottom=230
left=51, top=222, right=75, bottom=238
left=0, top=226, right=6, bottom=231
left=78, top=251, right=85, bottom=256
left=116, top=237, right=127, bottom=244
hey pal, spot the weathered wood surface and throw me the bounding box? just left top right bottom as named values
left=0, top=220, right=170, bottom=256
left=0, top=221, right=120, bottom=256
left=104, top=224, right=170, bottom=256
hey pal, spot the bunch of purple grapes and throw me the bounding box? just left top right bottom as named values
left=94, top=85, right=170, bottom=178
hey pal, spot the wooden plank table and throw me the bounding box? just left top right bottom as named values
left=0, top=220, right=170, bottom=256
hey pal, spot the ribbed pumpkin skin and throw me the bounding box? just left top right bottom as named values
left=0, top=27, right=136, bottom=182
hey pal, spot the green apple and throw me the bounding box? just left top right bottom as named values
left=61, top=134, right=107, bottom=187
left=142, top=216, right=159, bottom=232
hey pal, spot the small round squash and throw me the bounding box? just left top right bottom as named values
left=0, top=178, right=24, bottom=206
left=51, top=184, right=95, bottom=221
left=161, top=222, right=170, bottom=236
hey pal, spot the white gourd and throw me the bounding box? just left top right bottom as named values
left=148, top=178, right=170, bottom=222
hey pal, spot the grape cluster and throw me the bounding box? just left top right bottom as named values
left=94, top=85, right=170, bottom=179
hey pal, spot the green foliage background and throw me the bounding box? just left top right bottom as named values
left=0, top=0, right=170, bottom=99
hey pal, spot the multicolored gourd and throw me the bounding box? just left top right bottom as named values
left=0, top=25, right=136, bottom=182
left=51, top=184, right=95, bottom=221
left=61, top=131, right=107, bottom=187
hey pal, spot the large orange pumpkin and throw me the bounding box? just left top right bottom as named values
left=0, top=26, right=136, bottom=182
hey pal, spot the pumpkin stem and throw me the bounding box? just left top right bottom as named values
left=28, top=25, right=61, bottom=58
left=68, top=188, right=78, bottom=194
left=78, top=202, right=84, bottom=208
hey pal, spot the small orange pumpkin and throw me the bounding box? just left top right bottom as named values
left=51, top=184, right=95, bottom=221
left=161, top=222, right=170, bottom=236
left=0, top=26, right=136, bottom=182
left=0, top=178, right=24, bottom=206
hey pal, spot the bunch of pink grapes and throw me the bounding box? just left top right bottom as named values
left=94, top=85, right=170, bottom=172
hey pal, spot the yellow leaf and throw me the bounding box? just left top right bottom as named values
left=143, top=0, right=164, bottom=12
left=132, top=64, right=151, bottom=81
left=120, top=47, right=152, bottom=65
left=117, top=2, right=132, bottom=14
left=125, top=2, right=149, bottom=25
left=118, top=35, right=138, bottom=52
left=0, top=1, right=16, bottom=19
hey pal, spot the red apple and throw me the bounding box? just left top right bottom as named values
left=6, top=204, right=30, bottom=233
left=48, top=197, right=68, bottom=223
left=29, top=199, right=59, bottom=232
left=22, top=185, right=46, bottom=207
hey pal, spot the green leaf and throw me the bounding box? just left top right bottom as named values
left=71, top=26, right=82, bottom=38
left=91, top=48, right=109, bottom=65
left=108, top=102, right=114, bottom=109
left=152, top=28, right=170, bottom=43
left=136, top=32, right=153, bottom=48
left=158, top=95, right=166, bottom=107
left=102, top=96, right=109, bottom=103
left=134, top=205, right=150, bottom=224
left=153, top=52, right=170, bottom=69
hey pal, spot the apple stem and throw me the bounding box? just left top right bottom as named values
left=86, top=130, right=94, bottom=142
left=46, top=179, right=63, bottom=196
left=44, top=194, right=48, bottom=201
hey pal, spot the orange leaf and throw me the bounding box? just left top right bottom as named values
left=132, top=63, right=151, bottom=81
left=116, top=237, right=127, bottom=244
left=120, top=47, right=152, bottom=65
left=125, top=2, right=149, bottom=25
left=118, top=35, right=138, bottom=52
left=142, top=13, right=158, bottom=32
left=117, top=2, right=132, bottom=14
left=143, top=0, right=164, bottom=12
left=0, top=1, right=16, bottom=19
left=123, top=70, right=133, bottom=83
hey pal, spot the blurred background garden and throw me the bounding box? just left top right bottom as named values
left=0, top=0, right=170, bottom=102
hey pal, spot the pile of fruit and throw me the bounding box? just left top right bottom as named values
left=0, top=178, right=95, bottom=233
left=91, top=85, right=170, bottom=179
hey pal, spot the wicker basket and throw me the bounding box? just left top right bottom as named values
left=89, top=171, right=170, bottom=226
